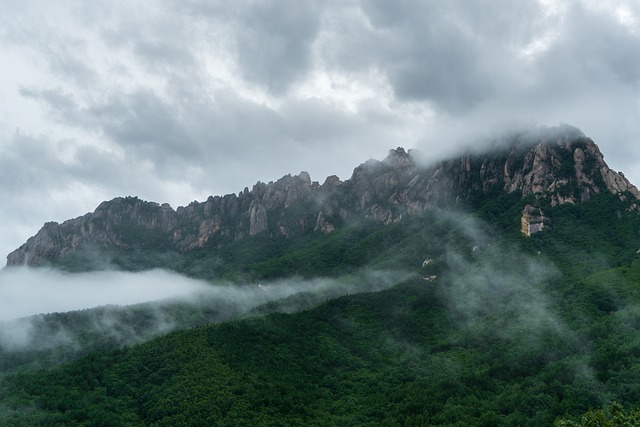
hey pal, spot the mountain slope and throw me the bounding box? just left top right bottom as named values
left=4, top=198, right=640, bottom=425
left=3, top=126, right=640, bottom=425
left=6, top=125, right=639, bottom=271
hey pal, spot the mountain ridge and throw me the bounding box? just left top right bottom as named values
left=7, top=125, right=639, bottom=268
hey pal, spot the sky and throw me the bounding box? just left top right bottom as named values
left=1, top=0, right=640, bottom=262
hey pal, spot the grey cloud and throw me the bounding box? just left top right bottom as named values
left=0, top=116, right=126, bottom=194
left=0, top=10, right=96, bottom=86
left=232, top=0, right=324, bottom=94
left=0, top=133, right=70, bottom=190
left=279, top=97, right=369, bottom=145
left=174, top=0, right=324, bottom=94
left=3, top=0, right=640, bottom=260
left=367, top=4, right=495, bottom=110
left=535, top=3, right=640, bottom=90
left=16, top=75, right=393, bottom=192
left=91, top=89, right=283, bottom=183
left=15, top=0, right=640, bottom=174
left=132, top=40, right=195, bottom=68
left=46, top=41, right=96, bottom=86
left=98, top=6, right=197, bottom=72
left=321, top=0, right=548, bottom=112
left=321, top=0, right=640, bottom=119
left=4, top=132, right=113, bottom=194
left=17, top=87, right=201, bottom=178
left=19, top=87, right=82, bottom=125
left=101, top=90, right=200, bottom=164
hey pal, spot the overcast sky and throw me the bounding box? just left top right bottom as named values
left=1, top=0, right=640, bottom=262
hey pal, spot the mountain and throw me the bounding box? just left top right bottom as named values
left=6, top=125, right=639, bottom=270
left=4, top=125, right=640, bottom=425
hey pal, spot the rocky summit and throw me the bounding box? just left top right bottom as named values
left=6, top=125, right=639, bottom=267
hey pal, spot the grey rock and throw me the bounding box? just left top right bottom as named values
left=7, top=126, right=640, bottom=267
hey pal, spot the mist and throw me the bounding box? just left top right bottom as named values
left=0, top=267, right=407, bottom=358
left=0, top=267, right=212, bottom=322
left=424, top=209, right=605, bottom=395
left=442, top=244, right=564, bottom=336
left=435, top=211, right=565, bottom=336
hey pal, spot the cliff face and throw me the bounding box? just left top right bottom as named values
left=7, top=126, right=640, bottom=267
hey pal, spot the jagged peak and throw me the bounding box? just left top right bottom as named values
left=322, top=175, right=342, bottom=188
left=298, top=171, right=311, bottom=184
left=383, top=147, right=415, bottom=170
left=351, top=147, right=416, bottom=180
left=7, top=125, right=640, bottom=268
left=387, top=147, right=407, bottom=157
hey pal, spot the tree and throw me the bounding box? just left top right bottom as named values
left=555, top=402, right=640, bottom=427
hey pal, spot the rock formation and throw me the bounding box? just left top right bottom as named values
left=7, top=125, right=640, bottom=267
left=521, top=205, right=548, bottom=236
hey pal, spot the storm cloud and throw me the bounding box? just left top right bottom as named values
left=1, top=0, right=640, bottom=260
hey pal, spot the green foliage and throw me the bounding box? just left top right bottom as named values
left=555, top=402, right=640, bottom=426
left=0, top=271, right=626, bottom=426
left=530, top=191, right=640, bottom=278
left=249, top=212, right=461, bottom=279
left=170, top=210, right=479, bottom=282
left=5, top=190, right=640, bottom=425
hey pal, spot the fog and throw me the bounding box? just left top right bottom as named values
left=0, top=267, right=211, bottom=322
left=436, top=211, right=568, bottom=339
left=443, top=243, right=565, bottom=337
left=0, top=267, right=407, bottom=356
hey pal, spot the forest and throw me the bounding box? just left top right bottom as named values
left=2, top=190, right=640, bottom=425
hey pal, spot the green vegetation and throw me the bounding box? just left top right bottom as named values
left=3, top=191, right=640, bottom=425
left=555, top=402, right=640, bottom=426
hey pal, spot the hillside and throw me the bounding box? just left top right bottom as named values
left=3, top=126, right=640, bottom=425
left=3, top=193, right=640, bottom=425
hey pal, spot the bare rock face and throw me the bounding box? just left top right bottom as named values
left=6, top=222, right=62, bottom=266
left=248, top=201, right=268, bottom=236
left=6, top=197, right=180, bottom=266
left=521, top=205, right=549, bottom=236
left=7, top=125, right=640, bottom=267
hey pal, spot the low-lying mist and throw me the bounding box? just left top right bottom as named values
left=0, top=268, right=211, bottom=322
left=0, top=266, right=407, bottom=363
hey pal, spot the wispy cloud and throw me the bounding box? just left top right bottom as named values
left=0, top=267, right=407, bottom=353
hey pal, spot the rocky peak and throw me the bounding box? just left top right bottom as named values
left=501, top=134, right=638, bottom=205
left=322, top=175, right=342, bottom=189
left=383, top=147, right=415, bottom=170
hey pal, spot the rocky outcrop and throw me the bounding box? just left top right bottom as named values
left=521, top=205, right=548, bottom=236
left=7, top=126, right=640, bottom=267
